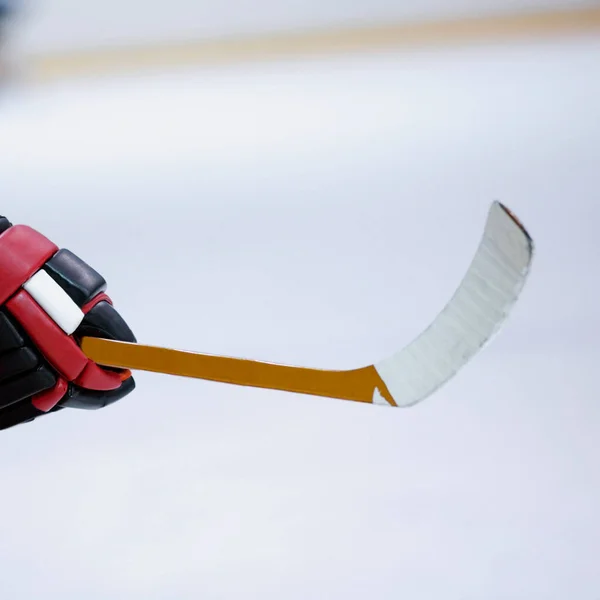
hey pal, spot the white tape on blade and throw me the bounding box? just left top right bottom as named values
left=374, top=202, right=533, bottom=408
left=23, top=270, right=85, bottom=335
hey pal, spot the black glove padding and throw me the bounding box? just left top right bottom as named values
left=0, top=216, right=137, bottom=432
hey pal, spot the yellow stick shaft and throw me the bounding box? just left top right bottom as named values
left=81, top=337, right=396, bottom=405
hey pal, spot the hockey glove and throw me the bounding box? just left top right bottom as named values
left=0, top=216, right=136, bottom=432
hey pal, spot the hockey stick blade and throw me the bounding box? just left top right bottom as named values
left=81, top=201, right=534, bottom=408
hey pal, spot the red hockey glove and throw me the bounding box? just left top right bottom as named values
left=0, top=216, right=137, bottom=432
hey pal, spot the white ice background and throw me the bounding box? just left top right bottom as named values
left=0, top=36, right=599, bottom=599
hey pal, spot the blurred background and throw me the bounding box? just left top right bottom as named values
left=0, top=2, right=599, bottom=600
left=0, top=1, right=599, bottom=81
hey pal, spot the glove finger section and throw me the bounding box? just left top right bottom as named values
left=0, top=347, right=39, bottom=383
left=6, top=290, right=88, bottom=381
left=0, top=225, right=59, bottom=305
left=74, top=360, right=123, bottom=391
left=0, top=401, right=45, bottom=431
left=0, top=365, right=56, bottom=409
left=76, top=301, right=137, bottom=343
left=0, top=310, right=26, bottom=352
left=60, top=375, right=136, bottom=410
left=32, top=377, right=68, bottom=412
left=44, top=249, right=107, bottom=307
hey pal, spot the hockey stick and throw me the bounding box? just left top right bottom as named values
left=80, top=202, right=534, bottom=408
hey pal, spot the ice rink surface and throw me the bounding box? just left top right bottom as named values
left=0, top=35, right=599, bottom=599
